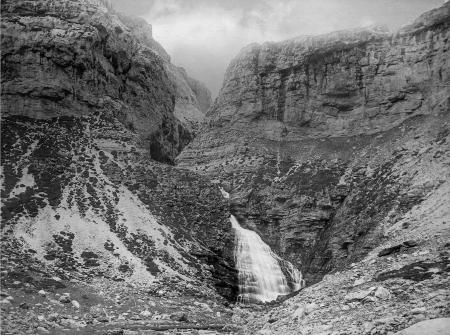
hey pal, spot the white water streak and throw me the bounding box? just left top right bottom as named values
left=219, top=186, right=230, bottom=199
left=230, top=215, right=303, bottom=303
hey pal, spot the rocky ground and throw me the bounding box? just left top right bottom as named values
left=234, top=178, right=450, bottom=334
left=0, top=262, right=233, bottom=335
left=0, top=114, right=236, bottom=334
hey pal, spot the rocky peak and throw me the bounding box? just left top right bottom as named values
left=116, top=12, right=171, bottom=62
left=398, top=0, right=450, bottom=34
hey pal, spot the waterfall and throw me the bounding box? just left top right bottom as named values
left=230, top=215, right=304, bottom=303
left=219, top=186, right=230, bottom=199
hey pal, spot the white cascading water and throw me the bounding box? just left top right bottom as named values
left=219, top=186, right=230, bottom=199
left=230, top=215, right=304, bottom=303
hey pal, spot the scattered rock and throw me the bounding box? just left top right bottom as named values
left=48, top=313, right=59, bottom=322
left=411, top=307, right=427, bottom=315
left=344, top=288, right=375, bottom=302
left=170, top=312, right=189, bottom=322
left=19, top=302, right=30, bottom=309
left=305, top=303, right=319, bottom=314
left=140, top=310, right=152, bottom=317
left=98, top=316, right=110, bottom=323
left=59, top=295, right=71, bottom=303
left=378, top=241, right=417, bottom=257
left=257, top=330, right=273, bottom=335
left=374, top=286, right=391, bottom=300
left=292, top=306, right=306, bottom=319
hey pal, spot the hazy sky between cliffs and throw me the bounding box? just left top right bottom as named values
left=111, top=0, right=446, bottom=98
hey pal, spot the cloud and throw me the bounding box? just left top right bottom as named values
left=111, top=0, right=444, bottom=97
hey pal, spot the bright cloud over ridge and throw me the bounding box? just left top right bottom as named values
left=111, top=0, right=445, bottom=97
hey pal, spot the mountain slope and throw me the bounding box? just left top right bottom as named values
left=177, top=2, right=450, bottom=285
left=1, top=0, right=235, bottom=303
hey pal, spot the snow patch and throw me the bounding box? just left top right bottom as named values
left=9, top=165, right=35, bottom=198
left=219, top=186, right=230, bottom=199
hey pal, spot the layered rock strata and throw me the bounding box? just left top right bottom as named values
left=1, top=0, right=211, bottom=164
left=177, top=2, right=450, bottom=284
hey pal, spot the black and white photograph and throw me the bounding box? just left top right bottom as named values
left=1, top=0, right=449, bottom=334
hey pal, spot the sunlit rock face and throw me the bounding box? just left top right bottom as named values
left=231, top=215, right=303, bottom=303
left=1, top=0, right=235, bottom=300
left=177, top=2, right=450, bottom=284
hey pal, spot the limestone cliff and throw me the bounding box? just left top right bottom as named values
left=1, top=0, right=211, bottom=164
left=1, top=0, right=234, bottom=301
left=177, top=2, right=450, bottom=284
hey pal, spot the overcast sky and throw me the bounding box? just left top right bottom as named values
left=111, top=0, right=445, bottom=97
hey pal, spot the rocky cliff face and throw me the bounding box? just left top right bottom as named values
left=1, top=0, right=211, bottom=164
left=166, top=65, right=212, bottom=134
left=205, top=4, right=448, bottom=136
left=118, top=13, right=212, bottom=134
left=177, top=2, right=450, bottom=285
left=1, top=0, right=235, bottom=303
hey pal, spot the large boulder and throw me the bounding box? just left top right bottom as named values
left=393, top=318, right=450, bottom=335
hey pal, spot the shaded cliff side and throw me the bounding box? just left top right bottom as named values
left=1, top=0, right=235, bottom=302
left=1, top=0, right=211, bottom=164
left=177, top=2, right=450, bottom=284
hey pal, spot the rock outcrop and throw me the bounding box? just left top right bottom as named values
left=177, top=2, right=450, bottom=284
left=118, top=13, right=212, bottom=134
left=1, top=0, right=234, bottom=302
